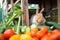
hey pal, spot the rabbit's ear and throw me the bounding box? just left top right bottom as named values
left=36, top=8, right=39, bottom=15
left=39, top=8, right=44, bottom=14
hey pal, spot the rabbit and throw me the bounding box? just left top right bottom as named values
left=30, top=8, right=46, bottom=25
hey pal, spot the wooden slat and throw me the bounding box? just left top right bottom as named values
left=45, top=0, right=51, bottom=10
left=41, top=0, right=44, bottom=8
left=6, top=0, right=8, bottom=13
left=39, top=0, right=44, bottom=13
left=21, top=0, right=29, bottom=26
left=21, top=0, right=25, bottom=26
left=11, top=0, right=14, bottom=12
left=8, top=0, right=20, bottom=11
left=57, top=0, right=60, bottom=23
left=25, top=0, right=29, bottom=26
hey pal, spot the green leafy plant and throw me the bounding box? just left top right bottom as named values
left=0, top=3, right=22, bottom=33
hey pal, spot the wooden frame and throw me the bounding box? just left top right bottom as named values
left=3, top=0, right=60, bottom=25
left=11, top=0, right=14, bottom=12
left=8, top=0, right=20, bottom=11
left=21, top=0, right=29, bottom=26
left=57, top=0, right=60, bottom=23
left=4, top=0, right=29, bottom=26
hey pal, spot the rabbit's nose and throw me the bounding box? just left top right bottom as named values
left=38, top=19, right=44, bottom=23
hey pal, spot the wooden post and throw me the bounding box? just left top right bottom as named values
left=57, top=0, right=60, bottom=23
left=21, top=0, right=26, bottom=26
left=8, top=0, right=20, bottom=11
left=41, top=0, right=44, bottom=8
left=6, top=0, right=8, bottom=13
left=39, top=0, right=44, bottom=11
left=21, top=0, right=29, bottom=26
left=45, top=0, right=51, bottom=10
left=11, top=0, right=14, bottom=12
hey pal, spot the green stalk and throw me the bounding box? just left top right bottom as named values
left=6, top=13, right=17, bottom=27
left=16, top=16, right=21, bottom=34
left=6, top=10, right=22, bottom=27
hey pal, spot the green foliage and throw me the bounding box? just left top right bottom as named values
left=0, top=8, right=2, bottom=22
left=0, top=22, right=6, bottom=33
left=45, top=21, right=60, bottom=30
left=0, top=2, right=22, bottom=33
left=16, top=16, right=21, bottom=34
left=6, top=2, right=22, bottom=26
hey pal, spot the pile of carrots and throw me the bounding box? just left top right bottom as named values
left=30, top=27, right=60, bottom=40
left=0, top=26, right=60, bottom=40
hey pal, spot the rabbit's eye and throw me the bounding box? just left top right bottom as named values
left=35, top=18, right=38, bottom=21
